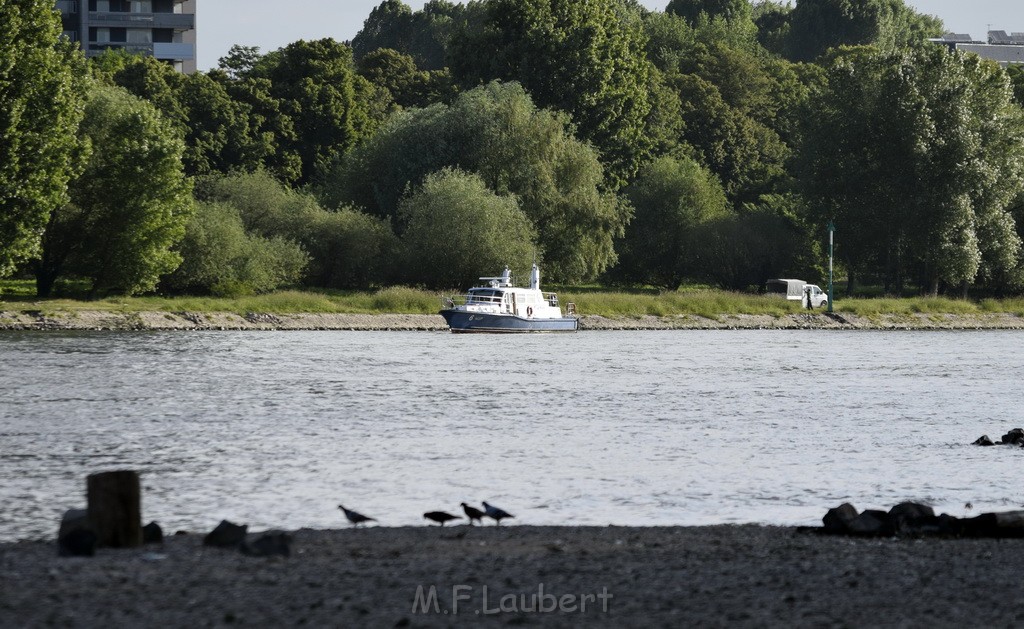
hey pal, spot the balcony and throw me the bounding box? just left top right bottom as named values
left=87, top=11, right=194, bottom=30
left=153, top=42, right=194, bottom=61
left=87, top=41, right=194, bottom=61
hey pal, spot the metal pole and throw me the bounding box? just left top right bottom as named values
left=827, top=221, right=835, bottom=313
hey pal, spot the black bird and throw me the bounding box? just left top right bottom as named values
left=482, top=501, right=514, bottom=525
left=338, top=505, right=376, bottom=527
left=424, top=511, right=461, bottom=526
left=461, top=502, right=485, bottom=525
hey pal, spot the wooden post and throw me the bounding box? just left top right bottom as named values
left=87, top=470, right=142, bottom=548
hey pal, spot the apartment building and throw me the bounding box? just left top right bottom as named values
left=56, top=0, right=197, bottom=74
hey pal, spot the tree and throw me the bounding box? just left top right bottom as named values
left=198, top=170, right=399, bottom=289
left=787, top=0, right=942, bottom=63
left=451, top=0, right=653, bottom=188
left=797, top=46, right=1024, bottom=295
left=164, top=201, right=308, bottom=296
left=1007, top=64, right=1024, bottom=107
left=666, top=0, right=752, bottom=25
left=616, top=156, right=730, bottom=289
left=399, top=169, right=536, bottom=289
left=0, top=0, right=89, bottom=276
left=352, top=0, right=469, bottom=71
left=38, top=84, right=193, bottom=297
left=322, top=81, right=626, bottom=282
left=217, top=45, right=262, bottom=79
left=357, top=48, right=456, bottom=109
left=250, top=39, right=383, bottom=184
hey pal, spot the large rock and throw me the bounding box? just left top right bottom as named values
left=845, top=510, right=895, bottom=537
left=1000, top=429, right=1024, bottom=445
left=57, top=508, right=96, bottom=557
left=972, top=435, right=995, bottom=446
left=889, top=502, right=937, bottom=534
left=58, top=529, right=97, bottom=557
left=142, top=521, right=163, bottom=544
left=822, top=503, right=859, bottom=533
left=203, top=520, right=248, bottom=548
left=962, top=511, right=1024, bottom=538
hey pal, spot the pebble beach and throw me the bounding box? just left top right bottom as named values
left=3, top=524, right=1024, bottom=627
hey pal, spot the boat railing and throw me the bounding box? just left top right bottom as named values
left=441, top=294, right=505, bottom=308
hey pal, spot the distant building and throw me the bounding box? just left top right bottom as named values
left=929, top=31, right=1024, bottom=67
left=56, top=1, right=196, bottom=74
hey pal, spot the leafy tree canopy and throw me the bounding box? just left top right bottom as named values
left=451, top=0, right=653, bottom=188
left=322, top=81, right=626, bottom=282
left=399, top=168, right=536, bottom=289
left=665, top=0, right=752, bottom=26
left=40, top=84, right=193, bottom=297
left=0, top=1, right=89, bottom=276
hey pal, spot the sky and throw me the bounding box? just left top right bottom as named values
left=196, top=1, right=1024, bottom=71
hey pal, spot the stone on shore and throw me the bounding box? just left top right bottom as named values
left=240, top=532, right=291, bottom=558
left=972, top=435, right=995, bottom=446
left=57, top=509, right=96, bottom=557
left=203, top=520, right=248, bottom=548
left=999, top=428, right=1024, bottom=445
left=822, top=503, right=858, bottom=533
left=143, top=521, right=163, bottom=544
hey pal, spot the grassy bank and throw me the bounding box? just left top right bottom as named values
left=4, top=279, right=1024, bottom=319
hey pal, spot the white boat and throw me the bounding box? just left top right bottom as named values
left=439, top=265, right=578, bottom=333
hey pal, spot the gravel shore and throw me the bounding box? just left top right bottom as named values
left=2, top=309, right=1024, bottom=331
left=2, top=525, right=1023, bottom=627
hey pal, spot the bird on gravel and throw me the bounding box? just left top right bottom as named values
left=424, top=511, right=461, bottom=526
left=482, top=501, right=514, bottom=525
left=338, top=505, right=376, bottom=527
left=461, top=502, right=485, bottom=525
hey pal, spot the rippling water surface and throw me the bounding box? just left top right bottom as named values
left=1, top=329, right=1022, bottom=540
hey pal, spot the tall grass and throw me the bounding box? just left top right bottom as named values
left=4, top=278, right=1024, bottom=317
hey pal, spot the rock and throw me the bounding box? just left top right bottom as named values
left=889, top=502, right=936, bottom=534
left=58, top=509, right=90, bottom=539
left=240, top=531, right=291, bottom=558
left=962, top=511, right=1024, bottom=538
left=936, top=513, right=963, bottom=536
left=972, top=435, right=995, bottom=446
left=822, top=503, right=858, bottom=533
left=203, top=520, right=248, bottom=548
left=845, top=510, right=895, bottom=537
left=999, top=428, right=1024, bottom=445
left=57, top=509, right=97, bottom=557
left=59, top=529, right=97, bottom=557
left=142, top=521, right=163, bottom=544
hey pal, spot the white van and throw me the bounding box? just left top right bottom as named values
left=766, top=279, right=828, bottom=309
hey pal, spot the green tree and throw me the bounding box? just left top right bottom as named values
left=399, top=169, right=536, bottom=288
left=617, top=156, right=730, bottom=289
left=666, top=0, right=752, bottom=25
left=787, top=0, right=942, bottom=62
left=250, top=39, right=383, bottom=184
left=38, top=85, right=193, bottom=297
left=164, top=201, right=308, bottom=296
left=642, top=11, right=800, bottom=205
left=198, top=170, right=398, bottom=289
left=1007, top=64, right=1024, bottom=106
left=217, top=45, right=262, bottom=79
left=323, top=81, right=626, bottom=282
left=798, top=46, right=1024, bottom=295
left=451, top=0, right=653, bottom=187
left=357, top=48, right=456, bottom=109
left=353, top=0, right=471, bottom=71
left=0, top=0, right=89, bottom=276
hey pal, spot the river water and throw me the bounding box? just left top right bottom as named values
left=1, top=329, right=1021, bottom=541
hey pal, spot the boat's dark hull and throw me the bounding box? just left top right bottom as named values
left=439, top=309, right=578, bottom=333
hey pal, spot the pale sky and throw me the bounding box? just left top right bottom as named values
left=196, top=1, right=1024, bottom=71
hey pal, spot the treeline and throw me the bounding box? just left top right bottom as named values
left=3, top=0, right=1024, bottom=298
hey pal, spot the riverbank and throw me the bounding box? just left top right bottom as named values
left=2, top=309, right=1024, bottom=331
left=2, top=524, right=1023, bottom=626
